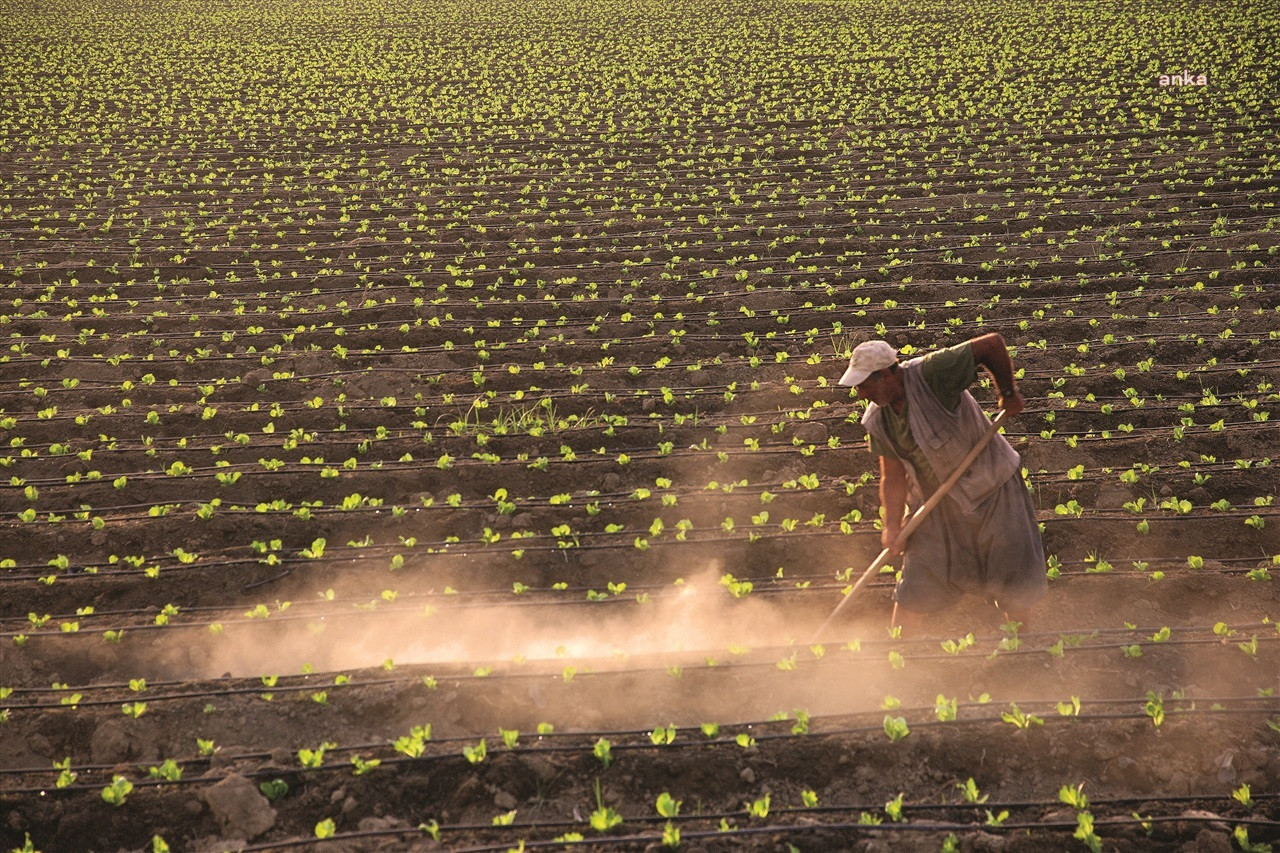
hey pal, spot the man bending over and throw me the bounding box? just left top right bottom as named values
left=838, top=334, right=1046, bottom=635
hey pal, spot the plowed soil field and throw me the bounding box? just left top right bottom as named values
left=2, top=0, right=1279, bottom=850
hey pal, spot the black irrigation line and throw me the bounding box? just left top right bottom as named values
left=5, top=154, right=1272, bottom=213
left=4, top=216, right=1272, bottom=292
left=7, top=450, right=1277, bottom=518
left=4, top=595, right=1279, bottom=682
left=4, top=129, right=1269, bottom=184
left=3, top=366, right=1276, bottom=434
left=2, top=547, right=1277, bottom=631
left=6, top=212, right=1271, bottom=281
left=3, top=673, right=1279, bottom=757
left=2, top=558, right=1277, bottom=642
left=5, top=140, right=1270, bottom=205
left=4, top=219, right=1273, bottom=285
left=7, top=195, right=1268, bottom=247
left=5, top=466, right=1274, bottom=537
left=0, top=281, right=1264, bottom=361
left=2, top=258, right=1271, bottom=331
left=7, top=212, right=1271, bottom=286
left=1, top=397, right=1273, bottom=463
left=3, top=502, right=1278, bottom=584
left=435, top=815, right=1280, bottom=853
left=5, top=219, right=1269, bottom=292
left=4, top=145, right=1272, bottom=210
left=3, top=260, right=1270, bottom=337
left=1, top=284, right=1267, bottom=349
left=2, top=405, right=1275, bottom=464
left=2, top=508, right=1278, bottom=588
left=4, top=606, right=1278, bottom=699
left=0, top=314, right=1272, bottom=387
left=4, top=398, right=1276, bottom=472
left=10, top=190, right=1269, bottom=248
left=7, top=104, right=1270, bottom=144
left=5, top=107, right=1268, bottom=151
left=4, top=339, right=1276, bottom=418
left=2, top=354, right=1275, bottom=429
left=0, top=375, right=1273, bottom=442
left=1, top=320, right=1272, bottom=393
left=5, top=702, right=1280, bottom=798
left=7, top=607, right=1276, bottom=698
left=1, top=255, right=1265, bottom=312
left=5, top=624, right=1278, bottom=709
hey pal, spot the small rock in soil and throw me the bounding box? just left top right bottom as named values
left=493, top=790, right=518, bottom=810
left=1109, top=756, right=1144, bottom=787
left=969, top=831, right=1008, bottom=851
left=358, top=815, right=406, bottom=833
left=792, top=422, right=828, bottom=445
left=1179, top=808, right=1228, bottom=830
left=518, top=754, right=558, bottom=783
left=454, top=775, right=484, bottom=803
left=27, top=734, right=53, bottom=759
left=203, top=774, right=277, bottom=840
left=90, top=720, right=134, bottom=764
left=1183, top=828, right=1232, bottom=853
left=1168, top=771, right=1194, bottom=795
left=240, top=369, right=273, bottom=388
left=739, top=766, right=756, bottom=784
left=190, top=834, right=241, bottom=852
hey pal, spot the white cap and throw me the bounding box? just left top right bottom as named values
left=838, top=340, right=898, bottom=386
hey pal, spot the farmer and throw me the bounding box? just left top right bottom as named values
left=838, top=334, right=1045, bottom=635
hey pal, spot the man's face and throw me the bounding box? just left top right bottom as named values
left=854, top=368, right=895, bottom=406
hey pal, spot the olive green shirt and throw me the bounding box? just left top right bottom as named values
left=868, top=342, right=979, bottom=496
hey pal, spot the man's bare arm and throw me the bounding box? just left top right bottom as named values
left=969, top=332, right=1024, bottom=417
left=879, top=454, right=909, bottom=555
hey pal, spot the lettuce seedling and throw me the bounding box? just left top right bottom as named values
left=462, top=739, right=487, bottom=764
left=101, top=775, right=133, bottom=806
left=649, top=725, right=676, bottom=745
left=883, top=716, right=909, bottom=742
left=1144, top=693, right=1165, bottom=727
left=593, top=738, right=613, bottom=768
left=148, top=760, right=182, bottom=782
left=590, top=779, right=622, bottom=833
left=298, top=742, right=334, bottom=769
left=747, top=794, right=770, bottom=818
left=884, top=793, right=903, bottom=821
left=395, top=725, right=431, bottom=758
left=957, top=778, right=987, bottom=804
left=54, top=758, right=76, bottom=788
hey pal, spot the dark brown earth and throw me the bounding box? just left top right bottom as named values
left=2, top=0, right=1280, bottom=850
